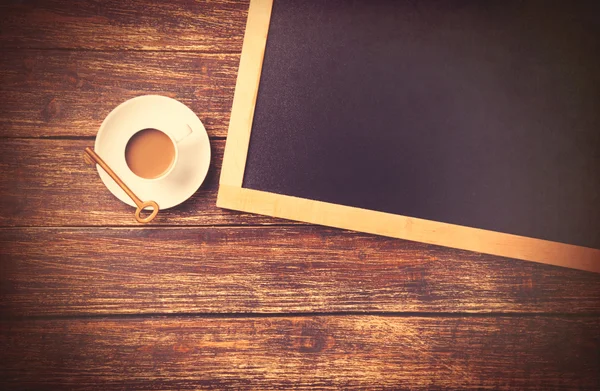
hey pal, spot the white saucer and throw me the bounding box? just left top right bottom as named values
left=95, top=95, right=211, bottom=209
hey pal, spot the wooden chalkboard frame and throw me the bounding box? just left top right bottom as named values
left=217, top=0, right=600, bottom=273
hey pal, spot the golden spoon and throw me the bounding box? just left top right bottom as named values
left=84, top=147, right=159, bottom=223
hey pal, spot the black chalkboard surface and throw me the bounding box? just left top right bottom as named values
left=218, top=0, right=600, bottom=272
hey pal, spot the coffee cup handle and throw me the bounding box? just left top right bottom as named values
left=172, top=124, right=196, bottom=144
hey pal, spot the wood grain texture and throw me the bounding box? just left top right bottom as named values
left=1, top=0, right=599, bottom=388
left=2, top=227, right=600, bottom=317
left=0, top=139, right=284, bottom=226
left=1, top=316, right=599, bottom=390
left=0, top=50, right=239, bottom=137
left=0, top=0, right=248, bottom=51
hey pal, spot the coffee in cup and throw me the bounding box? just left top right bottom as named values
left=125, top=128, right=176, bottom=179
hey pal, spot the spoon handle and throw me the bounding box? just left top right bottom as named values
left=84, top=147, right=159, bottom=223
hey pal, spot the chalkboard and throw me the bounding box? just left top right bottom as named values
left=218, top=0, right=600, bottom=272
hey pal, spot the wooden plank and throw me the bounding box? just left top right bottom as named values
left=0, top=0, right=248, bottom=51
left=0, top=139, right=284, bottom=226
left=0, top=51, right=239, bottom=138
left=1, top=227, right=600, bottom=317
left=1, top=316, right=599, bottom=389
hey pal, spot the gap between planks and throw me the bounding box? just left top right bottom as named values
left=0, top=223, right=309, bottom=229
left=0, top=48, right=246, bottom=54
left=3, top=311, right=600, bottom=322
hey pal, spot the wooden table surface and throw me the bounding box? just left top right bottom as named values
left=1, top=1, right=599, bottom=389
